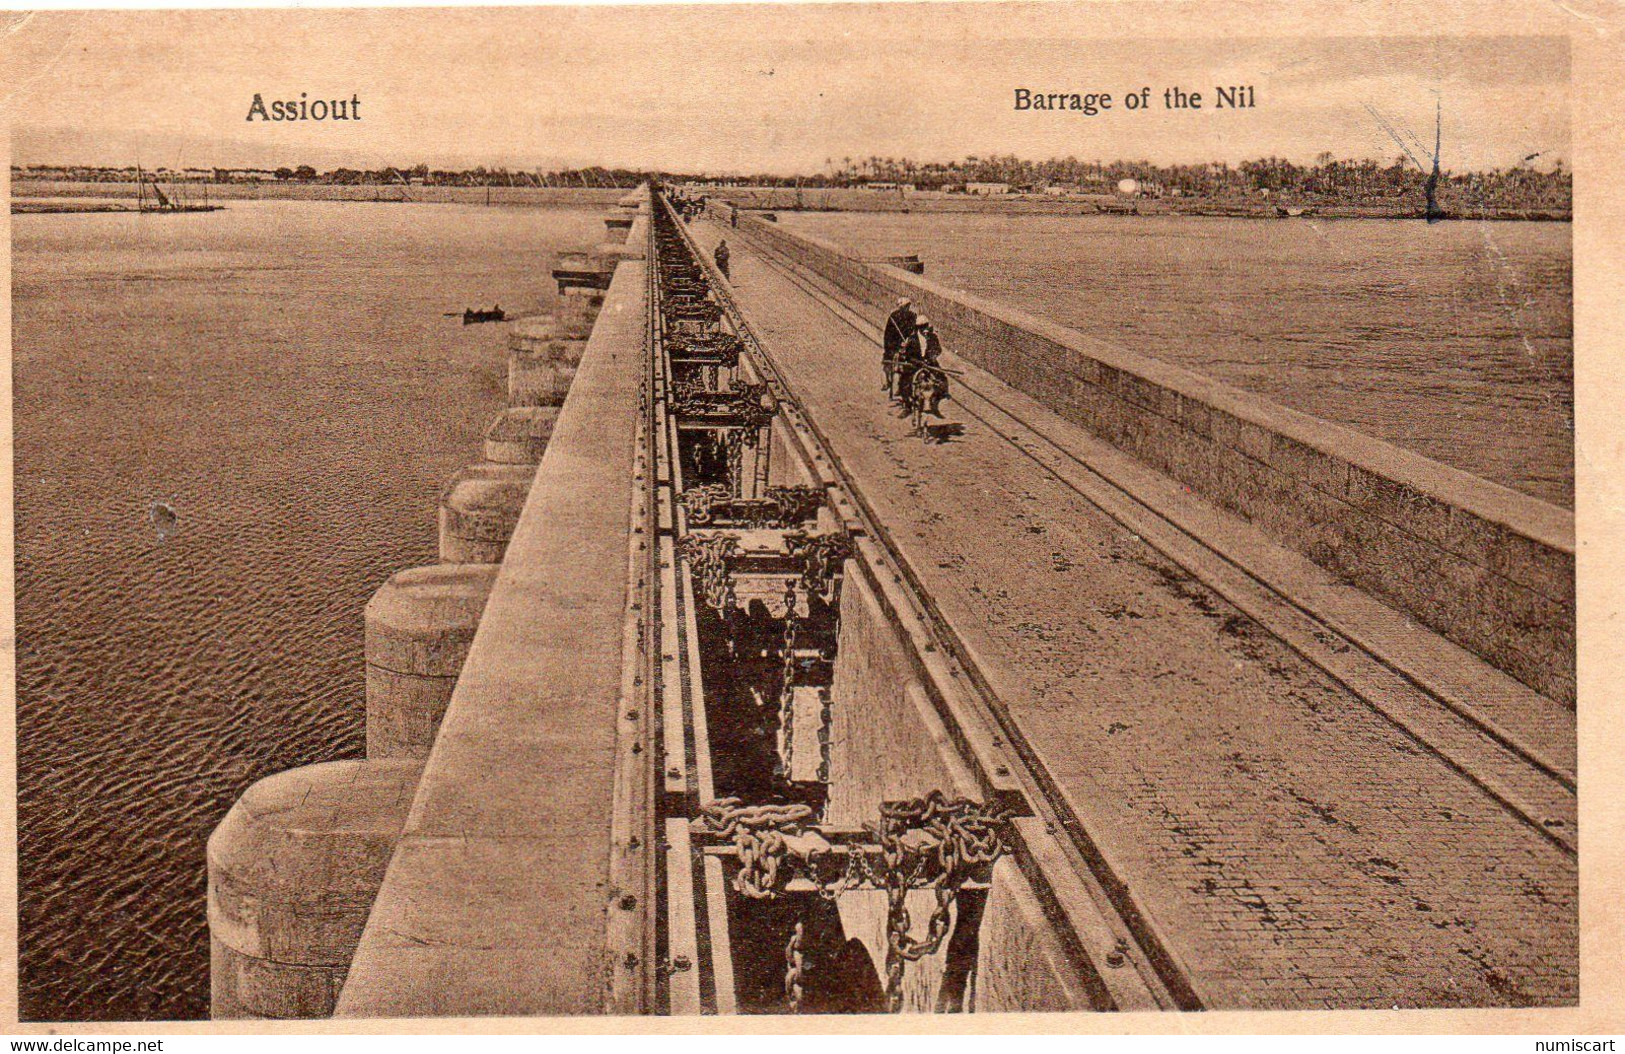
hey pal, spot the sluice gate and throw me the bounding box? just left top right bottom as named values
left=641, top=191, right=1185, bottom=1014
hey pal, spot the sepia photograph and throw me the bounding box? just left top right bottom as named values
left=1, top=0, right=1611, bottom=1033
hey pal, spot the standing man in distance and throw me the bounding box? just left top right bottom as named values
left=882, top=297, right=917, bottom=399
left=913, top=317, right=948, bottom=418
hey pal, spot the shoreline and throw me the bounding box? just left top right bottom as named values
left=12, top=182, right=1572, bottom=222
left=703, top=186, right=1572, bottom=222
left=12, top=200, right=224, bottom=215
left=11, top=180, right=628, bottom=208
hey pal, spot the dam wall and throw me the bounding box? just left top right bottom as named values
left=204, top=183, right=1570, bottom=1020
left=207, top=189, right=654, bottom=1020
left=335, top=214, right=649, bottom=1017
left=723, top=210, right=1576, bottom=706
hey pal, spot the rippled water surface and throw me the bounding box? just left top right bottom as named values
left=13, top=201, right=603, bottom=1020
left=779, top=212, right=1573, bottom=507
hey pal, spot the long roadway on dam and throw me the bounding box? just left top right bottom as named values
left=688, top=218, right=1576, bottom=1010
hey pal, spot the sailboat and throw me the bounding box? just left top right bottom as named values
left=135, top=164, right=223, bottom=214
left=1423, top=99, right=1448, bottom=223
left=1362, top=97, right=1453, bottom=222
left=369, top=168, right=412, bottom=203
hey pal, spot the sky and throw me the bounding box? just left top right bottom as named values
left=3, top=5, right=1571, bottom=175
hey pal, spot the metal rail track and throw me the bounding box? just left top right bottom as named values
left=656, top=194, right=1200, bottom=1012
left=719, top=216, right=1577, bottom=860
left=647, top=215, right=740, bottom=1017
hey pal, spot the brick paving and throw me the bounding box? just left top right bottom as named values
left=695, top=224, right=1577, bottom=1009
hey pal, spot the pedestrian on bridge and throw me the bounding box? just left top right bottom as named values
left=914, top=318, right=947, bottom=416
left=897, top=316, right=947, bottom=417
left=715, top=239, right=731, bottom=279
left=882, top=297, right=917, bottom=398
left=895, top=315, right=925, bottom=411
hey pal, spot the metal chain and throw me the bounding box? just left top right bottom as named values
left=754, top=423, right=773, bottom=494
left=874, top=792, right=1007, bottom=1013
left=677, top=483, right=731, bottom=526
left=815, top=687, right=834, bottom=784
left=784, top=920, right=806, bottom=1014
left=883, top=882, right=954, bottom=1013
left=696, top=797, right=816, bottom=900
left=776, top=578, right=800, bottom=780
left=726, top=427, right=746, bottom=497
left=677, top=533, right=739, bottom=614
left=696, top=791, right=1004, bottom=1009
left=784, top=531, right=854, bottom=605
left=678, top=485, right=825, bottom=529
left=811, top=843, right=871, bottom=902
left=761, top=486, right=827, bottom=528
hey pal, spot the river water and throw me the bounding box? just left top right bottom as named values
left=778, top=212, right=1573, bottom=508
left=12, top=200, right=603, bottom=1021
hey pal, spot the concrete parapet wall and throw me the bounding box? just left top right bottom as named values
left=337, top=250, right=649, bottom=1017
left=729, top=211, right=1576, bottom=704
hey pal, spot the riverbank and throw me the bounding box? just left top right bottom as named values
left=12, top=200, right=224, bottom=214
left=13, top=200, right=138, bottom=214
left=12, top=180, right=627, bottom=208
left=700, top=185, right=1571, bottom=222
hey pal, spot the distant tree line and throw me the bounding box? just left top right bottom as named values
left=663, top=153, right=1572, bottom=211
left=11, top=162, right=647, bottom=189
left=14, top=152, right=1571, bottom=210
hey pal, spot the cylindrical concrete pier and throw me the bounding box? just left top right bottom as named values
left=508, top=311, right=592, bottom=408
left=365, top=564, right=500, bottom=758
left=208, top=759, right=422, bottom=1019
left=510, top=310, right=594, bottom=347
left=484, top=406, right=562, bottom=465
left=508, top=346, right=580, bottom=408
left=590, top=242, right=642, bottom=272
left=438, top=462, right=536, bottom=564
left=556, top=292, right=605, bottom=333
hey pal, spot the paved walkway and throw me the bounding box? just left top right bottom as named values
left=693, top=221, right=1576, bottom=1010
